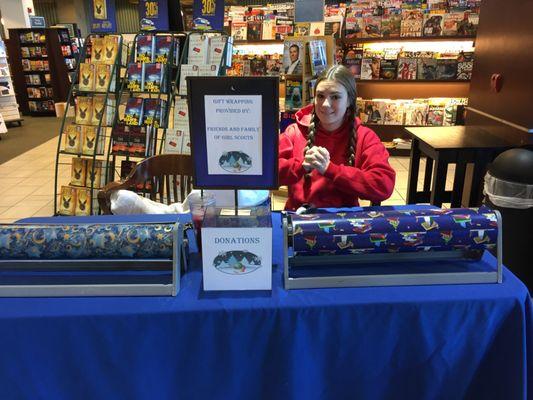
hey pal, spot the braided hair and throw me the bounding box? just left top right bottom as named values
left=304, top=65, right=358, bottom=169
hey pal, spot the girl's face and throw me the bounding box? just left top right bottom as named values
left=314, top=80, right=350, bottom=132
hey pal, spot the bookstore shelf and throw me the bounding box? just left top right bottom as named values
left=341, top=35, right=476, bottom=45
left=0, top=38, right=22, bottom=125
left=53, top=33, right=124, bottom=216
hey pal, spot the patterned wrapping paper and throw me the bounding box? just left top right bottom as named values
left=0, top=224, right=175, bottom=260
left=291, top=207, right=498, bottom=256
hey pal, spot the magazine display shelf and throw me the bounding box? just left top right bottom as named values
left=53, top=34, right=124, bottom=216
left=104, top=32, right=186, bottom=191
left=0, top=38, right=22, bottom=127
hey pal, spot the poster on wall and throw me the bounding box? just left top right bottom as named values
left=187, top=76, right=279, bottom=189
left=139, top=0, right=169, bottom=31
left=192, top=0, right=224, bottom=30
left=90, top=0, right=117, bottom=33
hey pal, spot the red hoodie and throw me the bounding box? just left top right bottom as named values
left=279, top=104, right=396, bottom=210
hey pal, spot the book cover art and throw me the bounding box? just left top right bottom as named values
left=250, top=58, right=267, bottom=76
left=129, top=129, right=148, bottom=157
left=381, top=9, right=401, bottom=37
left=163, top=128, right=183, bottom=154
left=76, top=96, right=93, bottom=125
left=309, top=22, right=325, bottom=36
left=261, top=20, right=275, bottom=40
left=360, top=58, right=374, bottom=80
left=103, top=35, right=119, bottom=64
left=144, top=63, right=165, bottom=93
left=364, top=101, right=383, bottom=124
left=173, top=98, right=189, bottom=130
left=86, top=159, right=103, bottom=188
left=207, top=36, right=227, bottom=65
left=266, top=58, right=282, bottom=76
left=142, top=98, right=165, bottom=128
left=293, top=23, right=310, bottom=37
left=64, top=124, right=82, bottom=153
left=427, top=104, right=445, bottom=126
left=362, top=16, right=382, bottom=38
left=247, top=21, right=263, bottom=40
left=91, top=95, right=106, bottom=126
left=383, top=101, right=404, bottom=125
left=91, top=37, right=105, bottom=63
left=397, top=58, right=417, bottom=80
left=417, top=58, right=438, bottom=80
left=380, top=59, right=398, bottom=80
left=187, top=34, right=209, bottom=64
left=275, top=17, right=293, bottom=40
left=231, top=21, right=248, bottom=41
left=456, top=51, right=474, bottom=80
left=198, top=64, right=219, bottom=76
left=283, top=41, right=303, bottom=75
left=70, top=157, right=87, bottom=186
left=136, top=34, right=154, bottom=63
left=324, top=16, right=343, bottom=39
left=78, top=63, right=95, bottom=92
left=93, top=0, right=107, bottom=20
left=285, top=78, right=303, bottom=110
left=436, top=59, right=458, bottom=80
left=94, top=63, right=112, bottom=92
left=400, top=9, right=424, bottom=37
left=126, top=63, right=144, bottom=92
left=442, top=12, right=463, bottom=36
left=59, top=186, right=77, bottom=216
left=179, top=64, right=199, bottom=95
left=404, top=102, right=429, bottom=125
left=154, top=35, right=172, bottom=63
left=457, top=12, right=478, bottom=35
left=124, top=97, right=144, bottom=126
left=75, top=188, right=91, bottom=216
left=82, top=126, right=98, bottom=155
left=308, top=40, right=328, bottom=76
left=423, top=13, right=444, bottom=37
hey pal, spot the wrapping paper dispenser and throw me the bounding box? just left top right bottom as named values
left=288, top=207, right=499, bottom=259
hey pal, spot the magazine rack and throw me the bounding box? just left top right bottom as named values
left=53, top=33, right=124, bottom=216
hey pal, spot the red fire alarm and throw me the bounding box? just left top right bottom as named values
left=490, top=73, right=503, bottom=93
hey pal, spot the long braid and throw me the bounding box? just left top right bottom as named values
left=304, top=108, right=318, bottom=188
left=346, top=106, right=357, bottom=166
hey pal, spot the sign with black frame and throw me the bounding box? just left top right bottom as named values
left=187, top=76, right=279, bottom=189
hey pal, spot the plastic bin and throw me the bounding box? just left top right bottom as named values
left=484, top=148, right=533, bottom=289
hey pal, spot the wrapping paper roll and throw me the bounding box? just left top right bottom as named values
left=0, top=223, right=175, bottom=260
left=291, top=207, right=498, bottom=256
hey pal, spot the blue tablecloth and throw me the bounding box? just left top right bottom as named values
left=0, top=209, right=531, bottom=400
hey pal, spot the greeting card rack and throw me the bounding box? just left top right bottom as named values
left=166, top=30, right=232, bottom=157
left=53, top=34, right=124, bottom=216
left=104, top=32, right=186, bottom=192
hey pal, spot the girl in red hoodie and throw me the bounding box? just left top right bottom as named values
left=279, top=65, right=396, bottom=210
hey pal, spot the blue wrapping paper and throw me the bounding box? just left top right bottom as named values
left=291, top=207, right=498, bottom=256
left=0, top=223, right=175, bottom=260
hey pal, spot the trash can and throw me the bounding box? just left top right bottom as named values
left=484, top=148, right=533, bottom=289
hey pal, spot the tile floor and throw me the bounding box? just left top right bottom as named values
left=0, top=119, right=456, bottom=223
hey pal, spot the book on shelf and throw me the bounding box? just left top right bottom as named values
left=208, top=36, right=227, bottom=66
left=427, top=103, right=445, bottom=126
left=70, top=157, right=87, bottom=186
left=381, top=9, right=402, bottom=37
left=397, top=58, right=417, bottom=80
left=379, top=59, right=398, bottom=80
left=417, top=58, right=438, bottom=80
left=250, top=58, right=267, bottom=76
left=436, top=58, right=458, bottom=80
left=86, top=159, right=105, bottom=188
left=309, top=22, right=325, bottom=36
left=75, top=188, right=91, bottom=216
left=458, top=11, right=478, bottom=35
left=78, top=63, right=95, bottom=91
left=28, top=100, right=55, bottom=112
left=198, top=64, right=219, bottom=76
left=59, top=186, right=77, bottom=216
left=285, top=78, right=303, bottom=110
left=362, top=16, right=382, bottom=38
left=293, top=23, right=310, bottom=37
left=142, top=98, right=166, bottom=128
left=91, top=37, right=105, bottom=63
left=442, top=12, right=463, bottom=36
left=187, top=34, right=209, bottom=64
left=126, top=63, right=144, bottom=91
left=63, top=124, right=83, bottom=153
left=136, top=34, right=154, bottom=63
left=423, top=13, right=444, bottom=37
left=231, top=21, right=248, bottom=41
left=173, top=98, right=189, bottom=130
left=91, top=95, right=106, bottom=126
left=283, top=41, right=303, bottom=75
left=124, top=97, right=144, bottom=126
left=94, top=63, right=114, bottom=92
left=275, top=17, right=293, bottom=40
left=112, top=125, right=149, bottom=157
left=324, top=16, right=343, bottom=39
left=247, top=21, right=262, bottom=41
left=308, top=40, right=328, bottom=77
left=179, top=64, right=199, bottom=95
left=164, top=128, right=185, bottom=154
left=76, top=96, right=93, bottom=125
left=383, top=101, right=405, bottom=125
left=82, top=126, right=99, bottom=155
left=400, top=9, right=424, bottom=37
left=456, top=51, right=474, bottom=80
left=144, top=63, right=165, bottom=93
left=154, top=35, right=173, bottom=64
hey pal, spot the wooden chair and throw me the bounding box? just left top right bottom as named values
left=98, top=154, right=194, bottom=214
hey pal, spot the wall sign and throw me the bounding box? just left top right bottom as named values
left=192, top=0, right=224, bottom=30
left=139, top=0, right=169, bottom=31
left=188, top=76, right=279, bottom=189
left=29, top=16, right=46, bottom=28
left=90, top=0, right=117, bottom=33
